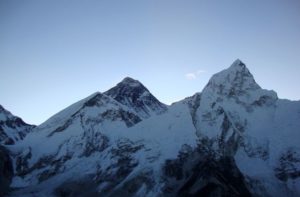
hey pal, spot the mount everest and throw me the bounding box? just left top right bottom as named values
left=1, top=59, right=300, bottom=197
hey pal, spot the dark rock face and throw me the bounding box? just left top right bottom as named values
left=48, top=93, right=142, bottom=137
left=94, top=139, right=144, bottom=195
left=105, top=77, right=167, bottom=118
left=15, top=148, right=32, bottom=177
left=275, top=148, right=300, bottom=182
left=0, top=127, right=12, bottom=145
left=54, top=177, right=100, bottom=197
left=16, top=130, right=110, bottom=183
left=53, top=138, right=146, bottom=197
left=81, top=131, right=109, bottom=157
left=162, top=144, right=251, bottom=197
left=0, top=105, right=35, bottom=145
left=0, top=146, right=13, bottom=196
left=100, top=109, right=142, bottom=127
left=108, top=170, right=155, bottom=197
left=83, top=93, right=142, bottom=127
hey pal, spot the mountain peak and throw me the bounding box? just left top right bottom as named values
left=0, top=104, right=34, bottom=145
left=203, top=59, right=261, bottom=97
left=121, top=76, right=144, bottom=86
left=104, top=77, right=167, bottom=118
left=230, top=59, right=246, bottom=68
left=121, top=77, right=139, bottom=83
left=106, top=77, right=149, bottom=97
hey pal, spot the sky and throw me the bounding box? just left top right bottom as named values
left=1, top=0, right=300, bottom=125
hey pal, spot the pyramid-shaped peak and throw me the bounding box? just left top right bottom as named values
left=227, top=59, right=253, bottom=78
left=230, top=59, right=246, bottom=68
left=103, top=77, right=149, bottom=100
left=203, top=59, right=261, bottom=96
left=222, top=59, right=254, bottom=77
left=210, top=59, right=255, bottom=82
left=105, top=77, right=149, bottom=98
left=119, top=77, right=144, bottom=88
left=104, top=77, right=167, bottom=118
left=121, top=77, right=138, bottom=83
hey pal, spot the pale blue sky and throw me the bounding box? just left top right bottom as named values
left=1, top=0, right=300, bottom=125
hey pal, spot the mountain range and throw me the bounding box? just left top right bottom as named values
left=1, top=59, right=300, bottom=197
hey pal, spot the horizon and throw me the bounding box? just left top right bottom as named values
left=1, top=59, right=299, bottom=126
left=1, top=1, right=300, bottom=124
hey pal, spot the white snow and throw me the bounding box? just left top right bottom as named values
left=7, top=60, right=300, bottom=197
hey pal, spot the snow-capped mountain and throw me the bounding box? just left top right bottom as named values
left=0, top=106, right=34, bottom=196
left=182, top=59, right=300, bottom=196
left=104, top=77, right=168, bottom=118
left=0, top=105, right=34, bottom=145
left=3, top=60, right=300, bottom=197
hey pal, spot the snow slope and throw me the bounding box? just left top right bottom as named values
left=5, top=60, right=300, bottom=197
left=8, top=84, right=197, bottom=196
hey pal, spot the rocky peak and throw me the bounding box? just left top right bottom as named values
left=0, top=105, right=11, bottom=121
left=203, top=59, right=261, bottom=98
left=0, top=105, right=31, bottom=128
left=120, top=77, right=142, bottom=86
left=104, top=77, right=167, bottom=118
left=195, top=59, right=278, bottom=159
left=105, top=77, right=149, bottom=99
left=230, top=58, right=246, bottom=68
left=0, top=105, right=34, bottom=145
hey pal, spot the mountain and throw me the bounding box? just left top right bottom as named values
left=104, top=77, right=168, bottom=118
left=182, top=59, right=300, bottom=196
left=3, top=60, right=300, bottom=197
left=0, top=105, right=34, bottom=145
left=0, top=105, right=34, bottom=196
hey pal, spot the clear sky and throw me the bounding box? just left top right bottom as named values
left=1, top=0, right=300, bottom=125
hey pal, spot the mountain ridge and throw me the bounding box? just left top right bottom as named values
left=1, top=59, right=300, bottom=197
left=0, top=105, right=35, bottom=145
